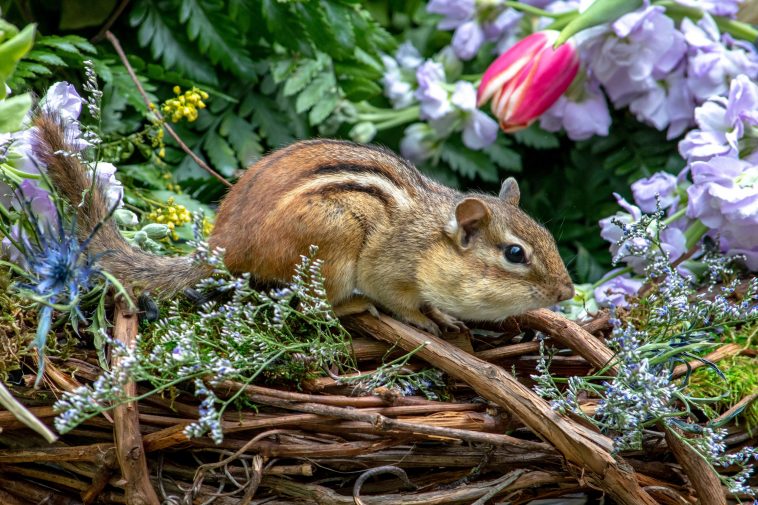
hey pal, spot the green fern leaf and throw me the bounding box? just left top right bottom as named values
left=130, top=0, right=218, bottom=84
left=440, top=140, right=498, bottom=182
left=177, top=0, right=256, bottom=79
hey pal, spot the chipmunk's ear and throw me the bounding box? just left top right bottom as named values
left=445, top=197, right=491, bottom=249
left=499, top=177, right=520, bottom=206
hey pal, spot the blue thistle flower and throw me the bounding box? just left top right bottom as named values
left=1, top=177, right=106, bottom=387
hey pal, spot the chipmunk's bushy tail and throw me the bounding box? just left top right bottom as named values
left=32, top=113, right=212, bottom=296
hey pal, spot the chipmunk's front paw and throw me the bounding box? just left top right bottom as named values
left=396, top=310, right=442, bottom=337
left=424, top=305, right=468, bottom=333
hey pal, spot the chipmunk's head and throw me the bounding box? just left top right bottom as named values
left=421, top=177, right=574, bottom=321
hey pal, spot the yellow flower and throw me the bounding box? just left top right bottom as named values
left=161, top=86, right=210, bottom=124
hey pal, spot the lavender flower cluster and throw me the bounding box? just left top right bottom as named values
left=53, top=245, right=352, bottom=442
left=381, top=42, right=498, bottom=163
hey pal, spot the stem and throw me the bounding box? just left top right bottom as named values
left=662, top=206, right=686, bottom=226
left=684, top=220, right=708, bottom=249
left=654, top=0, right=758, bottom=41
left=371, top=106, right=420, bottom=131
left=592, top=266, right=633, bottom=289
left=503, top=1, right=570, bottom=19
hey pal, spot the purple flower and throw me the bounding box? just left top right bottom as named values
left=40, top=82, right=88, bottom=151
left=416, top=61, right=452, bottom=120
left=679, top=74, right=758, bottom=162
left=395, top=41, right=423, bottom=70
left=400, top=123, right=437, bottom=164
left=681, top=15, right=758, bottom=103
left=687, top=156, right=758, bottom=269
left=42, top=82, right=83, bottom=121
left=581, top=6, right=691, bottom=136
left=450, top=81, right=498, bottom=149
left=427, top=0, right=522, bottom=61
left=594, top=273, right=643, bottom=308
left=631, top=172, right=679, bottom=213
left=427, top=0, right=475, bottom=30
left=599, top=193, right=688, bottom=273
left=14, top=179, right=58, bottom=226
left=94, top=162, right=124, bottom=209
left=452, top=20, right=485, bottom=60
left=540, top=77, right=611, bottom=140
left=381, top=42, right=422, bottom=109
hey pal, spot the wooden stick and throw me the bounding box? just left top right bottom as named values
left=217, top=383, right=552, bottom=452
left=261, top=470, right=575, bottom=505
left=82, top=445, right=118, bottom=505
left=112, top=301, right=159, bottom=505
left=104, top=31, right=232, bottom=188
left=345, top=313, right=658, bottom=505
left=475, top=340, right=541, bottom=361
left=671, top=343, right=743, bottom=379
left=0, top=443, right=113, bottom=464
left=513, top=308, right=617, bottom=374
left=664, top=426, right=725, bottom=505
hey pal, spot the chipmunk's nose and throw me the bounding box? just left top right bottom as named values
left=556, top=282, right=575, bottom=302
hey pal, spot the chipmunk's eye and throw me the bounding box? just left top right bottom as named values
left=504, top=244, right=527, bottom=264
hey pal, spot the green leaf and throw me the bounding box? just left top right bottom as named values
left=60, top=0, right=116, bottom=29
left=0, top=93, right=32, bottom=133
left=440, top=141, right=498, bottom=182
left=130, top=0, right=218, bottom=84
left=339, top=75, right=382, bottom=101
left=295, top=73, right=335, bottom=114
left=283, top=58, right=323, bottom=97
left=221, top=114, right=263, bottom=166
left=308, top=92, right=339, bottom=125
left=261, top=0, right=312, bottom=55
left=24, top=50, right=67, bottom=67
left=178, top=0, right=256, bottom=79
left=0, top=23, right=35, bottom=88
left=251, top=93, right=296, bottom=147
left=513, top=123, right=560, bottom=149
left=204, top=131, right=239, bottom=177
left=294, top=2, right=351, bottom=59
left=270, top=58, right=295, bottom=84
left=485, top=141, right=522, bottom=172
left=321, top=1, right=356, bottom=58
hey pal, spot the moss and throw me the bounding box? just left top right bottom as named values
left=0, top=270, right=35, bottom=381
left=686, top=354, right=758, bottom=432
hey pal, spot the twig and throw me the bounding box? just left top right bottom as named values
left=470, top=469, right=526, bottom=505
left=345, top=313, right=658, bottom=505
left=664, top=425, right=726, bottom=505
left=104, top=31, right=233, bottom=188
left=513, top=308, right=618, bottom=374
left=217, top=382, right=554, bottom=452
left=353, top=466, right=416, bottom=505
left=92, top=0, right=131, bottom=42
left=112, top=300, right=160, bottom=505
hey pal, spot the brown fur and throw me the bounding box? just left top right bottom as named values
left=36, top=115, right=573, bottom=334
left=33, top=114, right=212, bottom=295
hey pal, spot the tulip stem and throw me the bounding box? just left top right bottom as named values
left=662, top=207, right=687, bottom=226
left=502, top=1, right=569, bottom=19
left=684, top=220, right=709, bottom=250
left=592, top=266, right=634, bottom=289
left=654, top=0, right=758, bottom=42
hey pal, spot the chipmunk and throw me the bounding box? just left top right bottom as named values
left=34, top=114, right=574, bottom=335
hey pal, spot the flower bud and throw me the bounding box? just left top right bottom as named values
left=113, top=209, right=138, bottom=227
left=477, top=30, right=580, bottom=133
left=349, top=122, right=377, bottom=144
left=141, top=223, right=170, bottom=239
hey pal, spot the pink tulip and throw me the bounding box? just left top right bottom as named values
left=477, top=31, right=580, bottom=133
